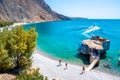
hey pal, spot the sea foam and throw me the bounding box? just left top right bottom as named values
left=82, top=25, right=101, bottom=37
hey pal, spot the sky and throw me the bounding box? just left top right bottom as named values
left=45, top=0, right=120, bottom=19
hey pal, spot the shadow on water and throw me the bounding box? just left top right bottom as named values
left=74, top=53, right=90, bottom=65
left=100, top=53, right=107, bottom=59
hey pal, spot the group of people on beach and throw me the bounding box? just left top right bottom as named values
left=58, top=57, right=120, bottom=76
left=58, top=59, right=85, bottom=74
left=58, top=59, right=68, bottom=69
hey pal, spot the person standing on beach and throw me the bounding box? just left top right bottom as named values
left=65, top=63, right=68, bottom=69
left=59, top=59, right=62, bottom=66
left=80, top=66, right=85, bottom=74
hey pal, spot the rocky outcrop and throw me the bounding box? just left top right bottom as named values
left=0, top=0, right=69, bottom=22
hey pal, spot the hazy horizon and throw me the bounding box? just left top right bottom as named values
left=45, top=0, right=120, bottom=19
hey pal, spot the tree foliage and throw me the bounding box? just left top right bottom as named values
left=15, top=68, right=48, bottom=80
left=0, top=29, right=14, bottom=72
left=0, top=20, right=13, bottom=27
left=0, top=43, right=14, bottom=72
left=0, top=25, right=37, bottom=72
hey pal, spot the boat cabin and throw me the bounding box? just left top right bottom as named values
left=78, top=36, right=110, bottom=56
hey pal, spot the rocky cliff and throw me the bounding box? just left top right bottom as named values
left=0, top=0, right=69, bottom=22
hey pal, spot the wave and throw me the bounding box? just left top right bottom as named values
left=82, top=25, right=101, bottom=38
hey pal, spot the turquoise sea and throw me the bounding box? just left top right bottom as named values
left=24, top=19, right=120, bottom=76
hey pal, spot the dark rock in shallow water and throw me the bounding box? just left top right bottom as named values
left=0, top=0, right=69, bottom=22
left=103, top=63, right=111, bottom=69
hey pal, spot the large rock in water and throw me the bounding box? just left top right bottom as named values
left=0, top=0, right=69, bottom=22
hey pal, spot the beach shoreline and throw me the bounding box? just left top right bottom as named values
left=1, top=21, right=119, bottom=80
left=35, top=48, right=120, bottom=77
left=32, top=48, right=120, bottom=80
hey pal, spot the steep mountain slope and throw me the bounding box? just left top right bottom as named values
left=0, top=0, right=69, bottom=22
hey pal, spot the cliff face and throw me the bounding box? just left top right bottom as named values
left=0, top=0, right=69, bottom=22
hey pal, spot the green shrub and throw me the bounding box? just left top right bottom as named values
left=15, top=68, right=48, bottom=80
left=0, top=44, right=14, bottom=72
left=0, top=20, right=13, bottom=27
left=0, top=26, right=37, bottom=72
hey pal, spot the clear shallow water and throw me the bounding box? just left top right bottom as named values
left=24, top=19, right=120, bottom=76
